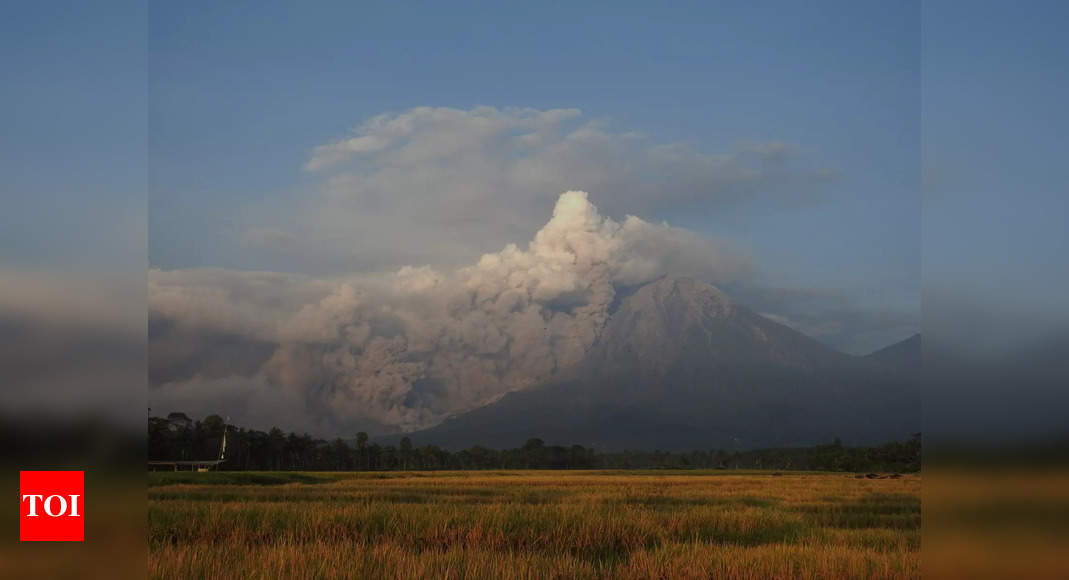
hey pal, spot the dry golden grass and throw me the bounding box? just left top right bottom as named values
left=149, top=470, right=919, bottom=579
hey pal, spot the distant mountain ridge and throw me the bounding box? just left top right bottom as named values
left=391, top=277, right=921, bottom=451
left=865, top=333, right=921, bottom=370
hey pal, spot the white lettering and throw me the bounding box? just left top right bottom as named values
left=69, top=494, right=80, bottom=517
left=43, top=495, right=68, bottom=517
left=21, top=494, right=43, bottom=517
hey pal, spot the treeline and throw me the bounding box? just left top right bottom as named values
left=149, top=413, right=921, bottom=473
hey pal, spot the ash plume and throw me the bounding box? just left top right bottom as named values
left=149, top=191, right=748, bottom=434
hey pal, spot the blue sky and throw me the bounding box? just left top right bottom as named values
left=923, top=1, right=1069, bottom=347
left=1, top=1, right=146, bottom=273
left=143, top=1, right=923, bottom=352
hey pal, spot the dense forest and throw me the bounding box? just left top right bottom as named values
left=149, top=413, right=921, bottom=473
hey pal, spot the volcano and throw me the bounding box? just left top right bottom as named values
left=397, top=277, right=920, bottom=450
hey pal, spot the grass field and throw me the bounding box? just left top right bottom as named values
left=148, top=470, right=920, bottom=579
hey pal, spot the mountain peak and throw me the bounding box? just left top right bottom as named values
left=404, top=275, right=920, bottom=451
left=625, top=276, right=735, bottom=320
left=588, top=276, right=837, bottom=374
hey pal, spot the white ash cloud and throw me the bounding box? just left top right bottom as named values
left=150, top=191, right=749, bottom=435
left=238, top=106, right=832, bottom=274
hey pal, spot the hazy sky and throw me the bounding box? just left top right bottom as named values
left=1, top=1, right=146, bottom=274
left=4, top=1, right=1066, bottom=439
left=146, top=1, right=921, bottom=354
left=922, top=1, right=1069, bottom=350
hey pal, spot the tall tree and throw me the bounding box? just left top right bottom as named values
left=399, top=437, right=412, bottom=470
left=356, top=432, right=369, bottom=470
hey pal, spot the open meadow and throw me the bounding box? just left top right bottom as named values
left=149, top=470, right=919, bottom=579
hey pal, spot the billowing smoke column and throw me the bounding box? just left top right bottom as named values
left=149, top=191, right=745, bottom=434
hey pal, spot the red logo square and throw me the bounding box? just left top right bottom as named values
left=19, top=471, right=84, bottom=542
